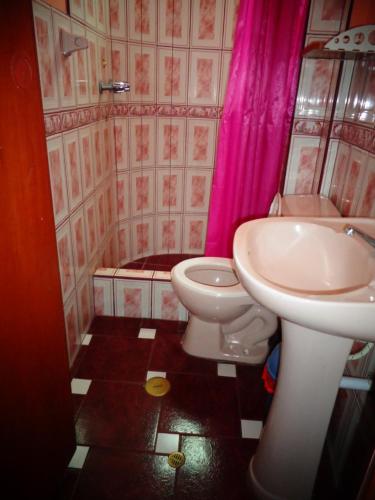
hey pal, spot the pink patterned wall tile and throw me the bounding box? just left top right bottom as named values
left=56, top=221, right=75, bottom=302
left=63, top=130, right=83, bottom=211
left=294, top=146, right=319, bottom=194
left=129, top=44, right=156, bottom=103
left=129, top=117, right=156, bottom=166
left=158, top=0, right=190, bottom=46
left=47, top=135, right=69, bottom=226
left=114, top=279, right=151, bottom=318
left=111, top=41, right=128, bottom=103
left=328, top=142, right=350, bottom=207
left=97, top=36, right=110, bottom=103
left=284, top=136, right=321, bottom=194
left=96, top=0, right=108, bottom=34
left=157, top=48, right=188, bottom=104
left=295, top=59, right=338, bottom=118
left=152, top=281, right=187, bottom=321
left=109, top=0, right=126, bottom=38
left=102, top=121, right=113, bottom=173
left=185, top=168, right=213, bottom=212
left=70, top=0, right=85, bottom=21
left=131, top=216, right=154, bottom=259
left=127, top=0, right=156, bottom=43
left=114, top=118, right=129, bottom=170
left=77, top=276, right=93, bottom=334
left=189, top=51, right=220, bottom=106
left=85, top=0, right=97, bottom=28
left=86, top=30, right=99, bottom=103
left=92, top=123, right=103, bottom=184
left=72, top=21, right=89, bottom=106
left=84, top=196, right=98, bottom=261
left=320, top=139, right=339, bottom=197
left=64, top=292, right=81, bottom=366
left=307, top=0, right=350, bottom=34
left=118, top=221, right=131, bottom=264
left=117, top=172, right=130, bottom=220
left=70, top=208, right=88, bottom=281
left=340, top=147, right=367, bottom=216
left=105, top=182, right=115, bottom=227
left=33, top=3, right=59, bottom=110
left=219, top=51, right=232, bottom=106
left=355, top=154, right=375, bottom=217
left=156, top=215, right=182, bottom=254
left=79, top=126, right=95, bottom=197
left=93, top=277, right=114, bottom=315
left=130, top=169, right=155, bottom=217
left=223, top=0, right=240, bottom=49
left=156, top=168, right=183, bottom=213
left=191, top=0, right=224, bottom=49
left=52, top=12, right=76, bottom=108
left=96, top=190, right=107, bottom=242
left=157, top=117, right=186, bottom=165
left=187, top=119, right=217, bottom=167
left=183, top=215, right=207, bottom=254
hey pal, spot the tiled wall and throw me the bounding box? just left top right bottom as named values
left=33, top=0, right=118, bottom=365
left=283, top=0, right=375, bottom=221
left=93, top=268, right=188, bottom=321
left=109, top=0, right=239, bottom=264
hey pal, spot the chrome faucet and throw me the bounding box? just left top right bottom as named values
left=343, top=224, right=375, bottom=249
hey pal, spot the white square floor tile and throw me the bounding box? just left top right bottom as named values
left=146, top=371, right=167, bottom=380
left=82, top=334, right=92, bottom=345
left=138, top=328, right=157, bottom=339
left=68, top=445, right=90, bottom=469
left=155, top=433, right=180, bottom=454
left=217, top=363, right=237, bottom=377
left=241, top=419, right=263, bottom=439
left=71, top=378, right=92, bottom=395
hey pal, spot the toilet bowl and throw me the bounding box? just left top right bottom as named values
left=171, top=257, right=278, bottom=364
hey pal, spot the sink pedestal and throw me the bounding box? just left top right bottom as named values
left=249, top=320, right=353, bottom=500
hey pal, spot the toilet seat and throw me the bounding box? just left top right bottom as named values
left=171, top=257, right=250, bottom=300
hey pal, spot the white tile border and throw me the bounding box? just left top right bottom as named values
left=146, top=371, right=167, bottom=380
left=155, top=433, right=180, bottom=455
left=71, top=378, right=92, bottom=395
left=241, top=420, right=263, bottom=440
left=82, top=334, right=93, bottom=346
left=217, top=363, right=237, bottom=378
left=138, top=328, right=157, bottom=339
left=68, top=445, right=90, bottom=469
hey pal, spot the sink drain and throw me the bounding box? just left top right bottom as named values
left=144, top=377, right=171, bottom=397
left=168, top=452, right=185, bottom=469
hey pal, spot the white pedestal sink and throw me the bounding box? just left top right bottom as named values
left=233, top=217, right=375, bottom=500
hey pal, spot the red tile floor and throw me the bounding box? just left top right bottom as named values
left=59, top=316, right=337, bottom=500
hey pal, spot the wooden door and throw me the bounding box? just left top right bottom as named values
left=0, top=1, right=75, bottom=498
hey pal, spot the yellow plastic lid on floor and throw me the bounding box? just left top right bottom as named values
left=168, top=452, right=185, bottom=468
left=144, top=377, right=171, bottom=397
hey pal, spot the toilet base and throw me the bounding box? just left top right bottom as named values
left=182, top=315, right=270, bottom=365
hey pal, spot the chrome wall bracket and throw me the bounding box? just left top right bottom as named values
left=99, top=81, right=130, bottom=94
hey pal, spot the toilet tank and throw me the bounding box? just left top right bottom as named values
left=280, top=194, right=341, bottom=217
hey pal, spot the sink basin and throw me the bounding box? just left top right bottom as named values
left=233, top=217, right=375, bottom=500
left=234, top=217, right=375, bottom=342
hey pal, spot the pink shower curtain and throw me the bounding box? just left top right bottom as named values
left=205, top=0, right=309, bottom=257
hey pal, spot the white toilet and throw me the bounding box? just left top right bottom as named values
left=171, top=257, right=278, bottom=364
left=171, top=194, right=340, bottom=365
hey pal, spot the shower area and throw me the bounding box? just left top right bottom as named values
left=33, top=0, right=239, bottom=365
left=111, top=0, right=237, bottom=267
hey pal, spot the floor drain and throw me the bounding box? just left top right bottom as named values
left=168, top=452, right=185, bottom=469
left=144, top=377, right=171, bottom=397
